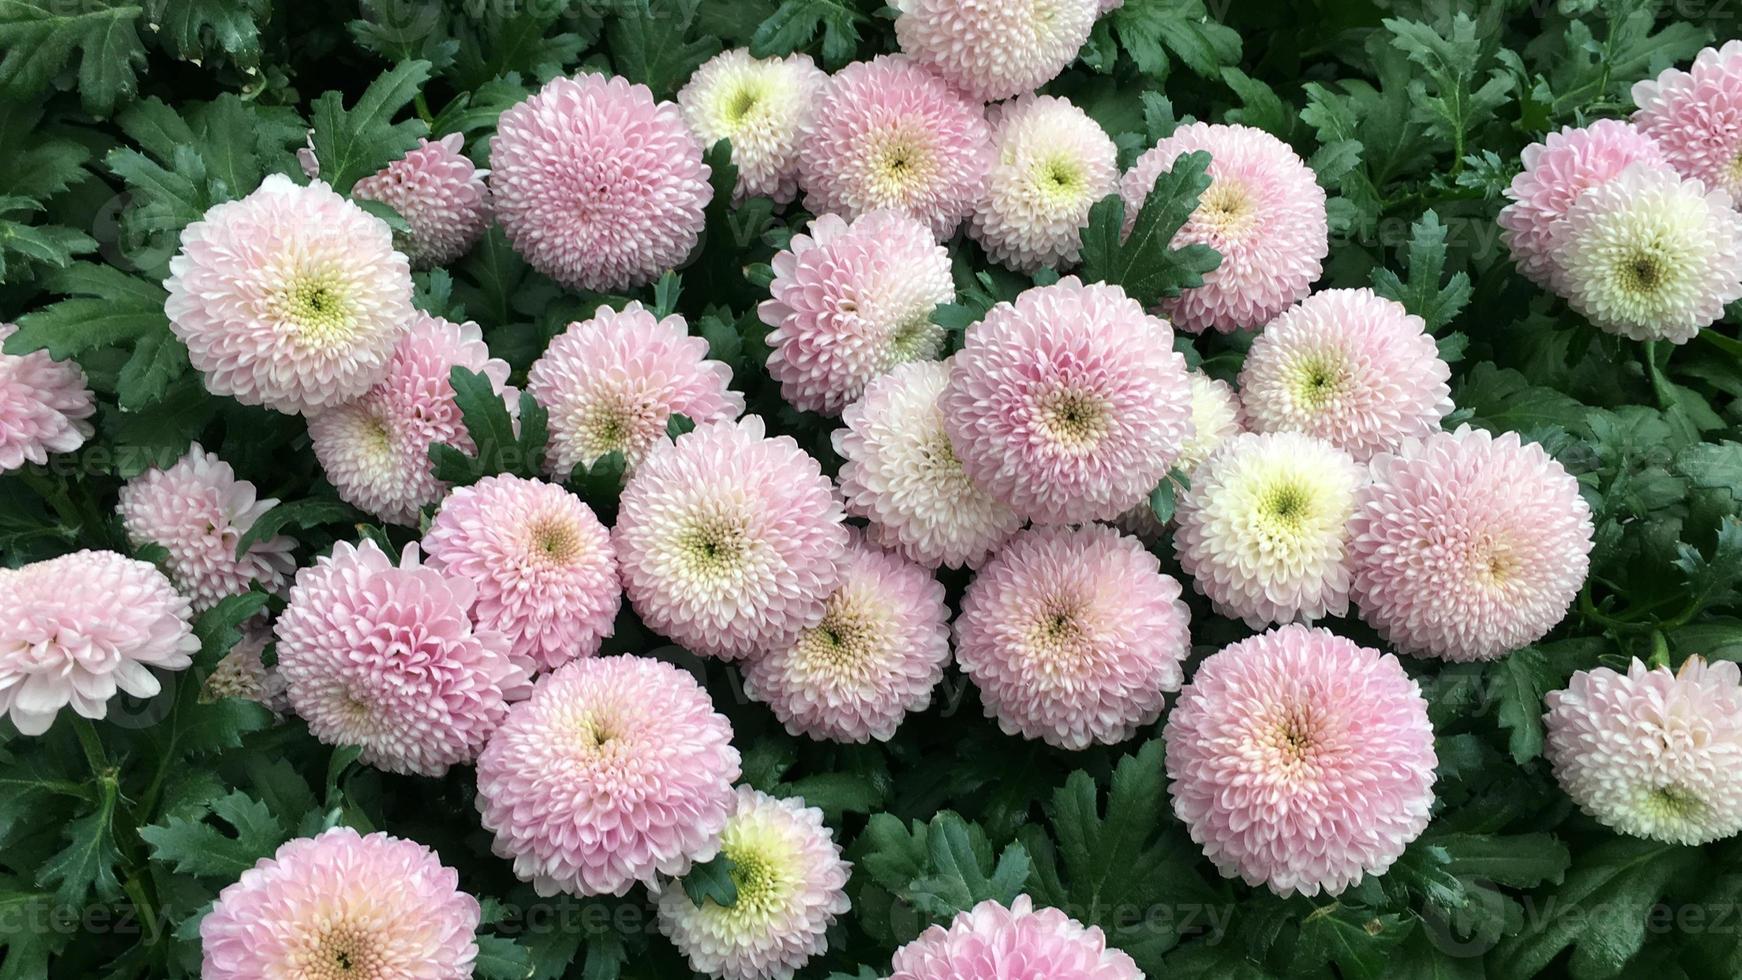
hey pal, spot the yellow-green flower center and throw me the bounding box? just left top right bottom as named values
left=1254, top=480, right=1316, bottom=538
left=281, top=273, right=357, bottom=347
left=307, top=923, right=384, bottom=979
left=1198, top=180, right=1258, bottom=238
left=1618, top=249, right=1669, bottom=295
left=1291, top=355, right=1348, bottom=409
left=870, top=128, right=935, bottom=199
left=679, top=518, right=746, bottom=575
left=528, top=517, right=583, bottom=564
left=1644, top=784, right=1703, bottom=823
left=1033, top=155, right=1084, bottom=203
left=797, top=596, right=881, bottom=674
left=723, top=80, right=766, bottom=126
left=1039, top=390, right=1108, bottom=449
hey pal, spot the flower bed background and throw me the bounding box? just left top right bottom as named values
left=2, top=0, right=1742, bottom=978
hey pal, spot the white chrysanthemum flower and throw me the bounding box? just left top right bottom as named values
left=1174, top=432, right=1363, bottom=628
left=679, top=49, right=829, bottom=203
left=1557, top=165, right=1742, bottom=344
left=655, top=787, right=852, bottom=980
left=969, top=95, right=1119, bottom=272
left=833, top=360, right=1023, bottom=570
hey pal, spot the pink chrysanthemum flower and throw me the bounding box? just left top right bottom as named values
left=678, top=49, right=829, bottom=203
left=955, top=525, right=1191, bottom=750
left=834, top=360, right=1023, bottom=570
left=118, top=444, right=296, bottom=612
left=309, top=313, right=515, bottom=526
left=476, top=655, right=741, bottom=897
left=615, top=417, right=848, bottom=660
left=941, top=277, right=1194, bottom=526
left=888, top=896, right=1141, bottom=980
left=743, top=533, right=950, bottom=742
left=0, top=551, right=198, bottom=736
left=527, top=302, right=744, bottom=478
left=893, top=0, right=1099, bottom=103
left=969, top=95, right=1119, bottom=273
left=1115, top=370, right=1245, bottom=539
left=761, top=210, right=953, bottom=416
left=1349, top=426, right=1594, bottom=663
left=491, top=73, right=712, bottom=291
left=275, top=540, right=531, bottom=775
left=165, top=174, right=415, bottom=414
left=1238, top=288, right=1452, bottom=462
left=1555, top=164, right=1742, bottom=344
left=422, top=475, right=620, bottom=672
left=353, top=133, right=492, bottom=269
left=798, top=55, right=994, bottom=239
left=0, top=322, right=94, bottom=473
left=1546, top=657, right=1742, bottom=846
left=1498, top=119, right=1671, bottom=290
left=1166, top=624, right=1437, bottom=897
left=1174, top=431, right=1362, bottom=628
left=1122, top=122, right=1328, bottom=333
left=655, top=787, right=851, bottom=980
left=201, top=826, right=480, bottom=980
left=1633, top=40, right=1742, bottom=205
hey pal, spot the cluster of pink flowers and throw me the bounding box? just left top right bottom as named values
left=1499, top=44, right=1742, bottom=344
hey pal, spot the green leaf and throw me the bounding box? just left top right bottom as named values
left=0, top=877, right=59, bottom=979
left=1078, top=150, right=1222, bottom=307
left=607, top=0, right=719, bottom=98
left=37, top=791, right=122, bottom=908
left=115, top=327, right=190, bottom=411
left=1430, top=832, right=1570, bottom=889
left=1454, top=364, right=1586, bottom=434
left=860, top=811, right=1030, bottom=921
left=680, top=854, right=739, bottom=908
left=1491, top=838, right=1702, bottom=980
left=308, top=59, right=432, bottom=194
left=1672, top=520, right=1742, bottom=623
left=1675, top=441, right=1742, bottom=506
left=195, top=591, right=271, bottom=660
left=139, top=789, right=287, bottom=878
left=1384, top=13, right=1513, bottom=151
left=1108, top=0, right=1242, bottom=80
left=0, top=0, right=146, bottom=116
left=430, top=366, right=540, bottom=485
left=1292, top=905, right=1409, bottom=980
left=473, top=934, right=537, bottom=980
left=1370, top=210, right=1473, bottom=332
left=1491, top=646, right=1558, bottom=764
left=750, top=0, right=862, bottom=69
left=147, top=0, right=265, bottom=66
left=234, top=497, right=360, bottom=560
left=567, top=450, right=627, bottom=514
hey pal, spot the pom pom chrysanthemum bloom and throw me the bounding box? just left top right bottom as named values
left=655, top=787, right=851, bottom=980
left=1545, top=657, right=1742, bottom=846
left=956, top=525, right=1191, bottom=750
left=1498, top=119, right=1671, bottom=289
left=1165, top=625, right=1437, bottom=896
left=941, top=278, right=1194, bottom=525
left=1633, top=40, right=1742, bottom=205
left=1122, top=122, right=1328, bottom=333
left=743, top=534, right=950, bottom=742
left=1238, top=288, right=1452, bottom=461
left=200, top=826, right=480, bottom=980
left=164, top=174, right=415, bottom=414
left=761, top=210, right=953, bottom=415
left=892, top=0, right=1099, bottom=103
left=422, top=475, right=620, bottom=672
left=615, top=417, right=848, bottom=660
left=833, top=360, right=1023, bottom=570
left=118, top=444, right=296, bottom=612
left=275, top=541, right=531, bottom=775
left=527, top=302, right=744, bottom=477
left=310, top=313, right=515, bottom=525
left=0, top=322, right=94, bottom=473
left=1348, top=426, right=1594, bottom=662
left=0, top=551, right=198, bottom=736
left=969, top=95, right=1120, bottom=272
left=888, top=895, right=1141, bottom=980
left=678, top=49, right=828, bottom=203
left=1115, top=370, right=1245, bottom=538
left=353, top=133, right=492, bottom=268
left=798, top=55, right=993, bottom=239
left=491, top=73, right=711, bottom=291
left=1174, top=431, right=1362, bottom=627
left=476, top=655, right=741, bottom=896
left=1554, top=164, right=1742, bottom=344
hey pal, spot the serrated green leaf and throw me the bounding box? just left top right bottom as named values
left=115, top=327, right=189, bottom=411
left=1370, top=210, right=1472, bottom=332
left=0, top=0, right=146, bottom=116
left=1109, top=0, right=1241, bottom=80
left=750, top=0, right=862, bottom=70
left=148, top=0, right=265, bottom=65
left=233, top=497, right=359, bottom=560
left=680, top=854, right=739, bottom=908
left=1673, top=520, right=1742, bottom=623
left=474, top=934, right=536, bottom=980
left=139, top=789, right=286, bottom=878
left=308, top=59, right=432, bottom=194
left=607, top=0, right=718, bottom=98
left=1079, top=150, right=1221, bottom=306
left=1292, top=905, right=1409, bottom=980
left=195, top=591, right=270, bottom=660
left=36, top=792, right=122, bottom=908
